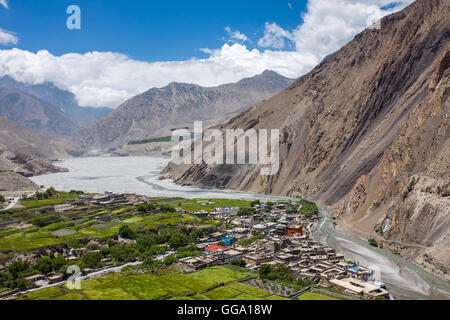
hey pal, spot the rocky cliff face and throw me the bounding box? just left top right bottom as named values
left=163, top=0, right=449, bottom=276
left=79, top=70, right=294, bottom=149
left=0, top=145, right=69, bottom=178
left=335, top=47, right=450, bottom=279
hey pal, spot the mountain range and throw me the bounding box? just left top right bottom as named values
left=79, top=70, right=294, bottom=149
left=0, top=75, right=113, bottom=124
left=162, top=0, right=450, bottom=278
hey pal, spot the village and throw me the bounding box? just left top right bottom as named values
left=0, top=192, right=390, bottom=300
left=178, top=203, right=390, bottom=299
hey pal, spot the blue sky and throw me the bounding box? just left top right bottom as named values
left=0, top=0, right=413, bottom=108
left=0, top=0, right=308, bottom=61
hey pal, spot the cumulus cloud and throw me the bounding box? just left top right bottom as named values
left=0, top=46, right=316, bottom=107
left=292, top=0, right=413, bottom=60
left=224, top=26, right=248, bottom=42
left=0, top=0, right=413, bottom=108
left=0, top=28, right=17, bottom=45
left=258, top=22, right=294, bottom=49
left=0, top=0, right=8, bottom=9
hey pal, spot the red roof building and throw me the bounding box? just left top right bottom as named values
left=205, top=244, right=227, bottom=252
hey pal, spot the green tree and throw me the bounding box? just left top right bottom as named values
left=51, top=256, right=67, bottom=271
left=259, top=264, right=273, bottom=279
left=111, top=244, right=136, bottom=262
left=137, top=204, right=149, bottom=213
left=81, top=252, right=103, bottom=269
left=8, top=260, right=30, bottom=278
left=298, top=200, right=319, bottom=216
left=164, top=254, right=177, bottom=266
left=119, top=225, right=136, bottom=239
left=251, top=200, right=261, bottom=207
left=67, top=239, right=83, bottom=249
left=189, top=229, right=204, bottom=242
left=168, top=232, right=188, bottom=249
left=159, top=204, right=176, bottom=212
left=136, top=234, right=157, bottom=252
left=34, top=256, right=53, bottom=274
left=231, top=259, right=246, bottom=268
left=238, top=207, right=256, bottom=216
left=0, top=195, right=5, bottom=203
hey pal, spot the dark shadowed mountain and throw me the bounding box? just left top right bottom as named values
left=162, top=0, right=450, bottom=277
left=0, top=75, right=113, bottom=123
left=79, top=70, right=294, bottom=149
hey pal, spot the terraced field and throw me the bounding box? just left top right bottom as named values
left=0, top=196, right=250, bottom=253
left=297, top=292, right=338, bottom=301
left=0, top=202, right=203, bottom=252
left=152, top=198, right=253, bottom=213
left=17, top=266, right=268, bottom=300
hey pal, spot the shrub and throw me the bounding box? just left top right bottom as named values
left=164, top=254, right=177, bottom=266
left=111, top=244, right=136, bottom=262
left=159, top=204, right=176, bottom=212
left=33, top=256, right=53, bottom=274
left=168, top=231, right=189, bottom=249
left=119, top=225, right=136, bottom=240
left=230, top=259, right=246, bottom=268
left=81, top=252, right=103, bottom=269
left=298, top=200, right=319, bottom=216
left=237, top=207, right=256, bottom=216
left=368, top=239, right=378, bottom=247
left=238, top=233, right=264, bottom=246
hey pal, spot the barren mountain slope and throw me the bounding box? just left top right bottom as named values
left=0, top=117, right=85, bottom=160
left=0, top=171, right=40, bottom=194
left=334, top=48, right=450, bottom=279
left=163, top=0, right=449, bottom=275
left=0, top=76, right=113, bottom=123
left=0, top=87, right=82, bottom=138
left=79, top=70, right=294, bottom=149
left=0, top=143, right=69, bottom=178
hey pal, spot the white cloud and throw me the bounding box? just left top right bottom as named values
left=292, top=0, right=414, bottom=60
left=258, top=23, right=294, bottom=49
left=0, top=0, right=413, bottom=108
left=0, top=46, right=316, bottom=107
left=0, top=28, right=17, bottom=45
left=0, top=0, right=8, bottom=9
left=225, top=26, right=248, bottom=42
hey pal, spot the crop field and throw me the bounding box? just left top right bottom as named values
left=0, top=203, right=202, bottom=252
left=151, top=198, right=252, bottom=213
left=17, top=266, right=255, bottom=300
left=0, top=197, right=248, bottom=252
left=297, top=292, right=338, bottom=300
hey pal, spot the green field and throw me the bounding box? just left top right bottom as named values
left=152, top=198, right=252, bottom=213
left=21, top=194, right=79, bottom=208
left=0, top=207, right=202, bottom=252
left=0, top=197, right=255, bottom=253
left=297, top=292, right=337, bottom=300
left=18, top=266, right=255, bottom=300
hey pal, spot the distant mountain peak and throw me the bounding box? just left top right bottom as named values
left=80, top=71, right=295, bottom=149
